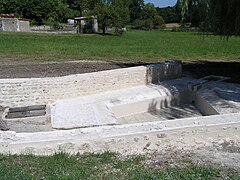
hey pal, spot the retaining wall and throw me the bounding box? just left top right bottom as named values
left=0, top=66, right=147, bottom=107
left=0, top=61, right=182, bottom=108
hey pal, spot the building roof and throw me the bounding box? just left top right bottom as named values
left=0, top=14, right=30, bottom=21
left=0, top=14, right=15, bottom=18
left=74, top=16, right=96, bottom=20
left=18, top=18, right=31, bottom=21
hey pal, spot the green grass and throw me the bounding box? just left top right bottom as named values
left=0, top=31, right=239, bottom=62
left=1, top=152, right=237, bottom=180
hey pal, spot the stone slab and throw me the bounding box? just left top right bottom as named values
left=53, top=102, right=102, bottom=129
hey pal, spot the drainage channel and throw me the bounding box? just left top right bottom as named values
left=6, top=105, right=46, bottom=119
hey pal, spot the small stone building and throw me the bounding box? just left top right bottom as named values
left=0, top=14, right=30, bottom=32
left=18, top=18, right=31, bottom=32
left=74, top=16, right=98, bottom=33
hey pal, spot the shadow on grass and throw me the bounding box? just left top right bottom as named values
left=96, top=32, right=120, bottom=36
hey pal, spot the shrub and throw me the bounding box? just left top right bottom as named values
left=143, top=18, right=154, bottom=30
left=133, top=19, right=144, bottom=29
left=153, top=15, right=165, bottom=29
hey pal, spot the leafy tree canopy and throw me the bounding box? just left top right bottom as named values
left=177, top=0, right=240, bottom=37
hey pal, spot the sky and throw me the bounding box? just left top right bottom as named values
left=145, top=0, right=177, bottom=7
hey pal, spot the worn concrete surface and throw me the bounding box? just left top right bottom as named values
left=1, top=119, right=240, bottom=156
left=118, top=104, right=202, bottom=124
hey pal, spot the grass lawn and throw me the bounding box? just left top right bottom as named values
left=0, top=31, right=239, bottom=62
left=0, top=152, right=237, bottom=179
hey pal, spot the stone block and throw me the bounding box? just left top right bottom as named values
left=147, top=60, right=182, bottom=84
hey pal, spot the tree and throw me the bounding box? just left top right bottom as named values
left=142, top=3, right=157, bottom=20
left=66, top=0, right=83, bottom=16
left=129, top=0, right=144, bottom=22
left=111, top=0, right=130, bottom=33
left=132, top=19, right=144, bottom=29
left=66, top=0, right=95, bottom=16
left=0, top=0, right=22, bottom=17
left=178, top=0, right=240, bottom=37
left=156, top=6, right=181, bottom=23
left=178, top=0, right=189, bottom=22
left=187, top=0, right=207, bottom=26
left=19, top=0, right=56, bottom=23
left=131, top=3, right=157, bottom=30
left=24, top=0, right=73, bottom=24
left=0, top=0, right=74, bottom=24
left=144, top=18, right=153, bottom=30
left=94, top=0, right=130, bottom=35
left=207, top=0, right=240, bottom=37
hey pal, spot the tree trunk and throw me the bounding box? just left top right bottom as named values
left=102, top=26, right=106, bottom=35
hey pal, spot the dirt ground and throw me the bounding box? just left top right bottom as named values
left=0, top=60, right=239, bottom=83
left=0, top=60, right=150, bottom=79
left=147, top=141, right=240, bottom=177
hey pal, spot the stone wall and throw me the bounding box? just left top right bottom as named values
left=31, top=26, right=51, bottom=31
left=147, top=60, right=182, bottom=84
left=0, top=66, right=147, bottom=108
left=19, top=20, right=30, bottom=32
left=0, top=20, right=3, bottom=31
left=0, top=18, right=18, bottom=32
